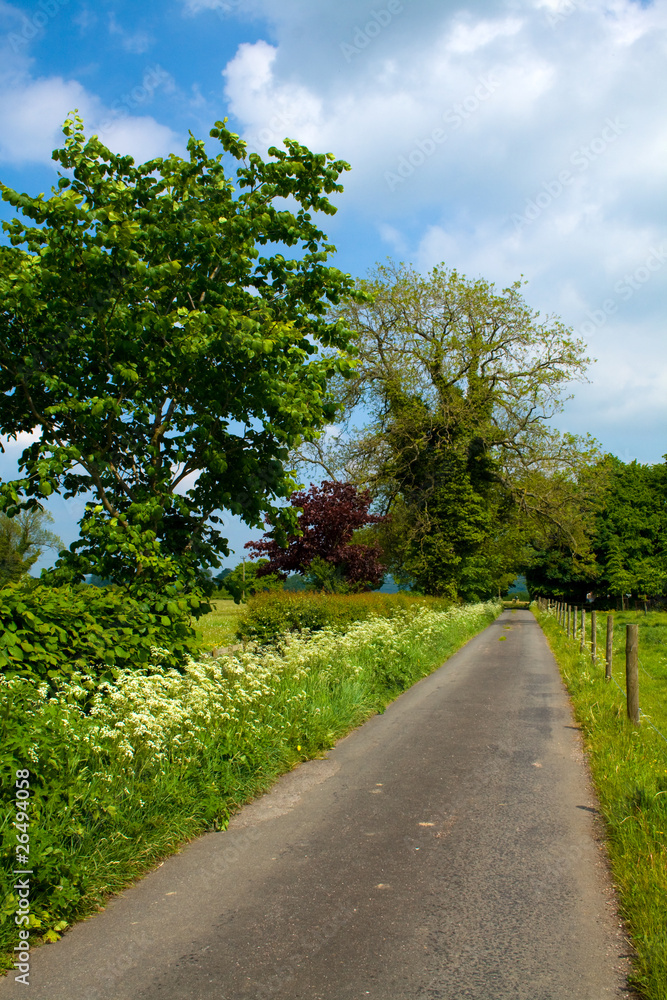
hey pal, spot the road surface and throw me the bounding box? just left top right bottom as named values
left=1, top=610, right=636, bottom=999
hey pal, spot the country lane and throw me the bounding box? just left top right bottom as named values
left=0, top=609, right=637, bottom=999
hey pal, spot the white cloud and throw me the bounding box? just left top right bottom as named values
left=97, top=116, right=180, bottom=163
left=445, top=16, right=524, bottom=54
left=222, top=41, right=322, bottom=152
left=0, top=70, right=180, bottom=165
left=212, top=0, right=667, bottom=459
left=379, top=223, right=408, bottom=255
left=1, top=429, right=40, bottom=452
left=0, top=6, right=179, bottom=167
left=0, top=75, right=100, bottom=163
left=108, top=14, right=154, bottom=56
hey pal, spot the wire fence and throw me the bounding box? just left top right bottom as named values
left=536, top=597, right=667, bottom=746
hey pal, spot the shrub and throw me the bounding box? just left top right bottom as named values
left=0, top=582, right=198, bottom=686
left=236, top=590, right=450, bottom=644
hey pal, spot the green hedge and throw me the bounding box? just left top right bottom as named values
left=236, top=590, right=451, bottom=644
left=0, top=582, right=198, bottom=685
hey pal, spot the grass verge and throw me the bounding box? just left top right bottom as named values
left=1, top=600, right=500, bottom=973
left=534, top=604, right=667, bottom=1000
left=196, top=599, right=245, bottom=649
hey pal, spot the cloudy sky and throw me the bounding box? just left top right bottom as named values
left=1, top=0, right=665, bottom=568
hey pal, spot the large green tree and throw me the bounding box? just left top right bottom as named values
left=0, top=509, right=62, bottom=587
left=594, top=459, right=667, bottom=602
left=0, top=115, right=356, bottom=607
left=295, top=261, right=595, bottom=597
left=524, top=457, right=667, bottom=605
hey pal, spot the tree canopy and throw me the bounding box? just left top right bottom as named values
left=0, top=508, right=62, bottom=587
left=0, top=114, right=356, bottom=606
left=525, top=457, right=667, bottom=603
left=246, top=480, right=387, bottom=593
left=220, top=559, right=283, bottom=605
left=294, top=261, right=596, bottom=598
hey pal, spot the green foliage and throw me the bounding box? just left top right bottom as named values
left=222, top=560, right=283, bottom=604
left=0, top=582, right=198, bottom=686
left=595, top=459, right=667, bottom=599
left=0, top=509, right=62, bottom=587
left=304, top=555, right=352, bottom=593
left=235, top=589, right=450, bottom=644
left=525, top=457, right=667, bottom=602
left=302, top=260, right=593, bottom=599
left=0, top=113, right=357, bottom=600
left=536, top=606, right=667, bottom=999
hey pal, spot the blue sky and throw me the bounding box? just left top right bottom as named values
left=1, top=0, right=666, bottom=569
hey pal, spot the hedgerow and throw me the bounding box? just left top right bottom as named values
left=235, top=589, right=450, bottom=644
left=0, top=582, right=198, bottom=686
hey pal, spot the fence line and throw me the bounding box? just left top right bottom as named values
left=536, top=597, right=667, bottom=743
left=640, top=713, right=667, bottom=745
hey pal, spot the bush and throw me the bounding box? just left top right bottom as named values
left=236, top=590, right=450, bottom=644
left=0, top=582, right=199, bottom=686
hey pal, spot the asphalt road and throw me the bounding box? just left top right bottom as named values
left=2, top=610, right=636, bottom=999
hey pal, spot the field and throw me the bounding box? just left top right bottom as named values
left=196, top=599, right=244, bottom=649
left=535, top=605, right=667, bottom=1000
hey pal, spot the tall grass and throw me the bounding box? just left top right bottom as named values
left=197, top=599, right=245, bottom=649
left=1, top=600, right=500, bottom=970
left=535, top=605, right=667, bottom=1000
left=235, top=590, right=451, bottom=644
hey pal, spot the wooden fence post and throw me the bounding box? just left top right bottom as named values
left=626, top=624, right=639, bottom=723
left=579, top=608, right=585, bottom=653
left=590, top=610, right=597, bottom=663
left=573, top=607, right=578, bottom=640
left=605, top=614, right=613, bottom=681
left=567, top=605, right=570, bottom=637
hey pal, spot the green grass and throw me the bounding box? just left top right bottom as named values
left=1, top=600, right=500, bottom=972
left=235, top=589, right=452, bottom=644
left=534, top=605, right=667, bottom=1000
left=196, top=599, right=244, bottom=649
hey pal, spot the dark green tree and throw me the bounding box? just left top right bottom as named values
left=0, top=114, right=356, bottom=612
left=222, top=560, right=282, bottom=604
left=594, top=459, right=667, bottom=602
left=523, top=457, right=667, bottom=605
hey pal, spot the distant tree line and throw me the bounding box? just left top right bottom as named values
left=525, top=457, right=667, bottom=607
